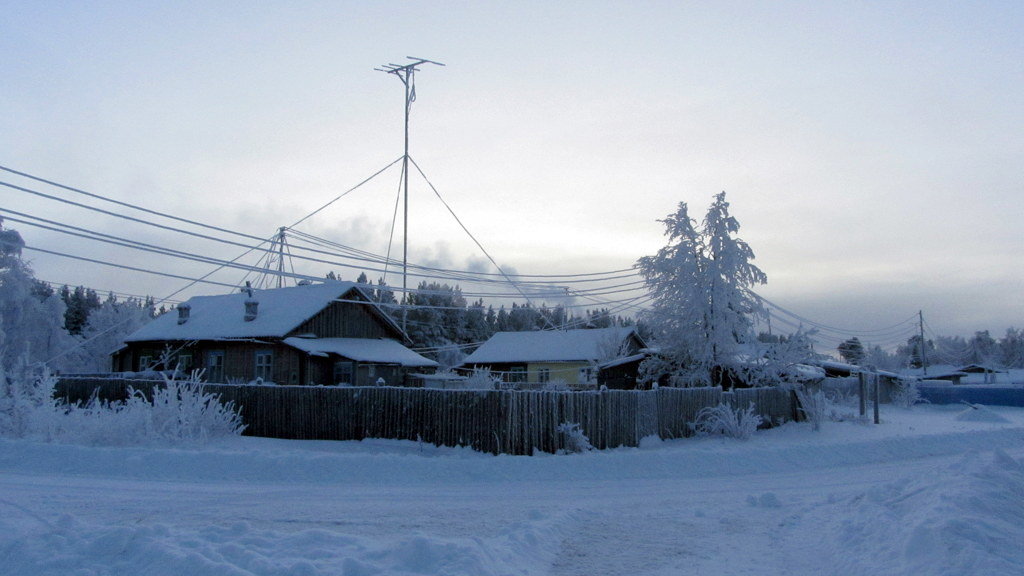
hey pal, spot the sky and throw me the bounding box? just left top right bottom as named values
left=1, top=1, right=1022, bottom=349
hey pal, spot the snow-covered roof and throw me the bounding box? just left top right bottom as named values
left=900, top=366, right=968, bottom=380
left=790, top=363, right=827, bottom=381
left=283, top=337, right=437, bottom=367
left=125, top=282, right=392, bottom=342
left=596, top=353, right=647, bottom=370
left=816, top=360, right=899, bottom=378
left=818, top=360, right=859, bottom=375
left=958, top=364, right=1006, bottom=374
left=462, top=327, right=640, bottom=365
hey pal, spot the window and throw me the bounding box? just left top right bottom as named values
left=508, top=366, right=527, bottom=383
left=255, top=351, right=273, bottom=382
left=206, top=351, right=225, bottom=383
left=333, top=361, right=354, bottom=386
left=176, top=353, right=193, bottom=373
left=138, top=355, right=152, bottom=371
left=578, top=367, right=594, bottom=384
left=537, top=368, right=550, bottom=384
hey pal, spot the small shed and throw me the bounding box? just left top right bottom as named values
left=597, top=353, right=649, bottom=390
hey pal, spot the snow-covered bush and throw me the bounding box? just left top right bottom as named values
left=557, top=422, right=593, bottom=453
left=790, top=384, right=827, bottom=432
left=464, top=367, right=501, bottom=390
left=890, top=377, right=925, bottom=408
left=692, top=402, right=762, bottom=440
left=0, top=365, right=244, bottom=445
left=0, top=358, right=53, bottom=438
left=127, top=371, right=245, bottom=442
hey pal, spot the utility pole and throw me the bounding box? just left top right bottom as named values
left=275, top=227, right=287, bottom=289
left=376, top=56, right=445, bottom=333
left=918, top=310, right=928, bottom=376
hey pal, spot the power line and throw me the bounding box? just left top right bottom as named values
left=19, top=244, right=248, bottom=291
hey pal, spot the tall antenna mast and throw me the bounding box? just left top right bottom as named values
left=376, top=56, right=444, bottom=333
left=275, top=226, right=287, bottom=289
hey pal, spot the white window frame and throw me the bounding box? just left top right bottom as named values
left=206, top=351, right=225, bottom=383
left=255, top=350, right=274, bottom=381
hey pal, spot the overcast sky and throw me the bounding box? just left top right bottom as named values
left=2, top=1, right=1022, bottom=348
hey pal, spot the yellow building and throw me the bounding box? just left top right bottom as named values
left=460, top=327, right=646, bottom=388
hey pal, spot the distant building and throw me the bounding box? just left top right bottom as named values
left=112, top=282, right=436, bottom=386
left=460, top=327, right=645, bottom=388
left=900, top=365, right=967, bottom=385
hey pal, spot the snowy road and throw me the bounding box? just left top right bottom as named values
left=3, top=405, right=1024, bottom=575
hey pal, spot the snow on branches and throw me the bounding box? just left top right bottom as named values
left=637, top=193, right=768, bottom=387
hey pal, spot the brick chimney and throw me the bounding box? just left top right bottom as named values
left=244, top=299, right=258, bottom=321
left=177, top=303, right=191, bottom=325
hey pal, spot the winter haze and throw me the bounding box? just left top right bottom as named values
left=2, top=1, right=1022, bottom=346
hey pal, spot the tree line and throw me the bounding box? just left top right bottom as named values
left=837, top=331, right=1024, bottom=370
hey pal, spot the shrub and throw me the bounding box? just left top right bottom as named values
left=692, top=402, right=763, bottom=440
left=790, top=385, right=827, bottom=431
left=1, top=364, right=244, bottom=445
left=890, top=377, right=925, bottom=408
left=557, top=422, right=593, bottom=453
left=126, top=371, right=246, bottom=442
left=0, top=359, right=52, bottom=438
left=464, top=367, right=502, bottom=390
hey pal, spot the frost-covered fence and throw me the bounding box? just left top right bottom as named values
left=56, top=378, right=797, bottom=455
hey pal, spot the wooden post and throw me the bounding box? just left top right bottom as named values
left=858, top=372, right=866, bottom=416
left=873, top=373, right=880, bottom=424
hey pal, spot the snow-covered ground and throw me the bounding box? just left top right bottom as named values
left=3, top=404, right=1024, bottom=576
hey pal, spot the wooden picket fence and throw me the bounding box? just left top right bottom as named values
left=55, top=377, right=798, bottom=455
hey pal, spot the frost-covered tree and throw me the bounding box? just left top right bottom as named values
left=863, top=344, right=900, bottom=371
left=837, top=337, right=866, bottom=365
left=0, top=224, right=79, bottom=371
left=636, top=201, right=705, bottom=386
left=967, top=330, right=999, bottom=367
left=637, top=193, right=767, bottom=387
left=75, top=294, right=155, bottom=372
left=898, top=335, right=935, bottom=369
left=700, top=192, right=768, bottom=367
left=1000, top=328, right=1024, bottom=369
left=60, top=284, right=102, bottom=335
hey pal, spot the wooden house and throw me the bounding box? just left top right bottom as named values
left=112, top=282, right=436, bottom=385
left=459, top=327, right=646, bottom=388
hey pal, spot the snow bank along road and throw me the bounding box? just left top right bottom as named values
left=3, top=404, right=1024, bottom=576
